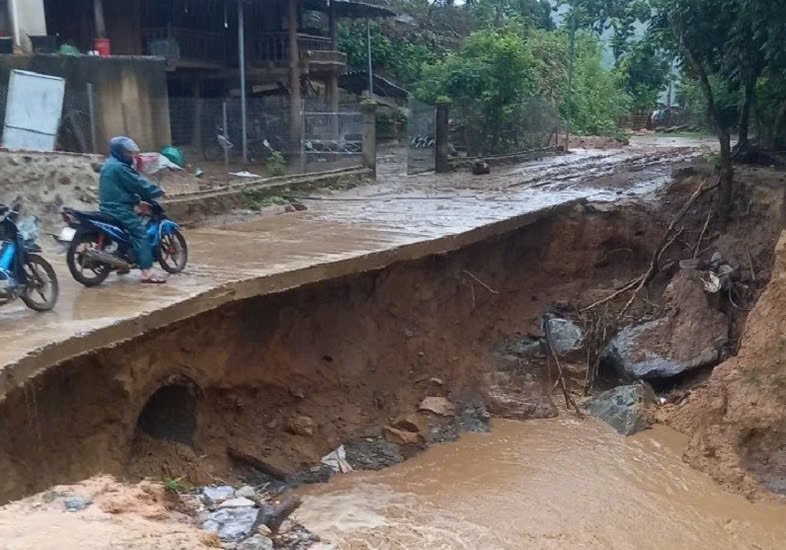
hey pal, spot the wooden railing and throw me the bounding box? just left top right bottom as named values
left=143, top=28, right=342, bottom=67
left=143, top=27, right=227, bottom=65
left=251, top=33, right=337, bottom=63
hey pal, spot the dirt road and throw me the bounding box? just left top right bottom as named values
left=0, top=141, right=700, bottom=399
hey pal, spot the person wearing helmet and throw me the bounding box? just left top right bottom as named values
left=99, top=136, right=166, bottom=284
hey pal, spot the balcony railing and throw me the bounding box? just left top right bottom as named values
left=143, top=28, right=344, bottom=68
left=143, top=27, right=227, bottom=66
left=251, top=32, right=340, bottom=64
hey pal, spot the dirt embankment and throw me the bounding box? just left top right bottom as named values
left=0, top=196, right=664, bottom=503
left=667, top=230, right=786, bottom=498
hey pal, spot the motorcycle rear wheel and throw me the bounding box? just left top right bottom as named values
left=67, top=233, right=112, bottom=287
left=21, top=255, right=59, bottom=311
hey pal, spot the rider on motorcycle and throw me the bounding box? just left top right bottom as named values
left=99, top=136, right=166, bottom=284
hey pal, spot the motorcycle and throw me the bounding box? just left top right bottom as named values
left=0, top=203, right=59, bottom=311
left=58, top=200, right=188, bottom=287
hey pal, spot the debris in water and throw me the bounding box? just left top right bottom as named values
left=321, top=445, right=353, bottom=473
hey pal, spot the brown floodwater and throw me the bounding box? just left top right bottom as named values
left=296, top=419, right=786, bottom=549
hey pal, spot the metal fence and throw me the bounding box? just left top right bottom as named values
left=0, top=74, right=364, bottom=177
left=169, top=95, right=363, bottom=174
left=450, top=96, right=561, bottom=157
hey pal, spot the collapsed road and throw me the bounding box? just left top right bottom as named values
left=0, top=142, right=700, bottom=397
left=0, top=140, right=706, bottom=504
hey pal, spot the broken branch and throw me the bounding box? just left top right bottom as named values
left=462, top=270, right=499, bottom=295
left=693, top=208, right=713, bottom=258
left=543, top=314, right=584, bottom=418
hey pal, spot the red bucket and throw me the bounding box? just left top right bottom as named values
left=94, top=37, right=111, bottom=57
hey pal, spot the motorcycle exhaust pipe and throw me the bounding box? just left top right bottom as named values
left=83, top=249, right=130, bottom=270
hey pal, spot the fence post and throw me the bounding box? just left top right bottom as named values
left=86, top=82, right=97, bottom=153
left=435, top=99, right=450, bottom=173
left=360, top=100, right=377, bottom=178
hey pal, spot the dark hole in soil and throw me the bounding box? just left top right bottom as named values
left=136, top=384, right=197, bottom=446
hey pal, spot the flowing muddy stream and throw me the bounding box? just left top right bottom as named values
left=296, top=419, right=786, bottom=549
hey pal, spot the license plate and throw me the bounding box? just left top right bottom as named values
left=58, top=227, right=76, bottom=243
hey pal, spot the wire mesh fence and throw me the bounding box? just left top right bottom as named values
left=450, top=96, right=561, bottom=157
left=168, top=95, right=363, bottom=174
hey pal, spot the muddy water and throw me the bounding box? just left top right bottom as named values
left=297, top=419, right=786, bottom=549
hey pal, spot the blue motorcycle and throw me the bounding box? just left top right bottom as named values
left=0, top=203, right=59, bottom=311
left=60, top=200, right=188, bottom=287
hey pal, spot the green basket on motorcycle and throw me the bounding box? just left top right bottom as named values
left=160, top=145, right=185, bottom=168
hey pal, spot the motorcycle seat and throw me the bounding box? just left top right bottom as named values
left=67, top=209, right=121, bottom=225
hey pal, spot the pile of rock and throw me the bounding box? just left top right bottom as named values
left=198, top=484, right=310, bottom=549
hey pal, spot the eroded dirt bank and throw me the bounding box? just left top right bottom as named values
left=0, top=195, right=663, bottom=503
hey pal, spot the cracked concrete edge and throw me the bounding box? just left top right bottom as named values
left=0, top=198, right=584, bottom=402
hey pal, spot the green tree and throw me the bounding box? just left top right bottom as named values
left=616, top=41, right=671, bottom=112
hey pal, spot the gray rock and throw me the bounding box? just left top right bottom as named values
left=605, top=318, right=725, bottom=380
left=237, top=534, right=274, bottom=550
left=203, top=507, right=260, bottom=542
left=235, top=485, right=256, bottom=500
left=544, top=317, right=583, bottom=354
left=202, top=485, right=236, bottom=505
left=63, top=495, right=91, bottom=512
left=219, top=497, right=257, bottom=508
left=584, top=383, right=657, bottom=436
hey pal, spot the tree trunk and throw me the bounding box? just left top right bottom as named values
left=718, top=130, right=734, bottom=228
left=736, top=77, right=755, bottom=152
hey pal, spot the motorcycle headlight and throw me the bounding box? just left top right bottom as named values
left=17, top=216, right=40, bottom=242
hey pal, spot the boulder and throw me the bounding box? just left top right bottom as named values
left=543, top=316, right=584, bottom=354
left=235, top=486, right=256, bottom=500
left=201, top=485, right=236, bottom=507
left=392, top=412, right=429, bottom=435
left=238, top=534, right=274, bottom=550
left=604, top=269, right=728, bottom=381
left=287, top=415, right=315, bottom=437
left=418, top=396, right=455, bottom=417
left=383, top=426, right=423, bottom=446
left=583, top=382, right=657, bottom=436
left=202, top=507, right=260, bottom=542
left=484, top=370, right=557, bottom=420
left=63, top=495, right=91, bottom=512
left=219, top=497, right=257, bottom=509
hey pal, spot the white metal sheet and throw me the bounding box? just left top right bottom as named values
left=2, top=70, right=65, bottom=151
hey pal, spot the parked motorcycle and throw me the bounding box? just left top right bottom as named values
left=59, top=200, right=188, bottom=287
left=0, top=203, right=59, bottom=311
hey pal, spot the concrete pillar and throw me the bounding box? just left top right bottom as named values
left=361, top=101, right=377, bottom=177
left=9, top=0, right=47, bottom=53
left=328, top=1, right=337, bottom=50
left=435, top=100, right=450, bottom=173
left=288, top=0, right=302, bottom=154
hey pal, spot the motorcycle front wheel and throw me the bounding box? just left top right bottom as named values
left=158, top=229, right=188, bottom=274
left=21, top=255, right=59, bottom=311
left=67, top=233, right=112, bottom=287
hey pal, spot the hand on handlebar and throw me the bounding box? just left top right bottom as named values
left=137, top=201, right=153, bottom=216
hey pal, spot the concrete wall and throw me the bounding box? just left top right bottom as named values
left=10, top=0, right=47, bottom=53
left=0, top=54, right=171, bottom=151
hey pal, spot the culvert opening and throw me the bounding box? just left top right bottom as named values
left=136, top=383, right=198, bottom=446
